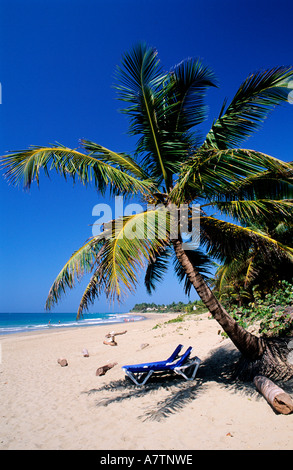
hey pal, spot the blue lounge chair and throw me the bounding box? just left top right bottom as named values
left=122, top=345, right=201, bottom=386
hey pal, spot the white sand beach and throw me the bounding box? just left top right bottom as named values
left=0, top=312, right=292, bottom=450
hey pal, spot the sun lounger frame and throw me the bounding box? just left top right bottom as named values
left=122, top=346, right=201, bottom=386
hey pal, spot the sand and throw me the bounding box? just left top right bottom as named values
left=0, top=312, right=292, bottom=450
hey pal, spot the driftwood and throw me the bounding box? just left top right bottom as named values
left=96, top=362, right=118, bottom=376
left=103, top=339, right=117, bottom=346
left=254, top=375, right=293, bottom=414
left=82, top=348, right=89, bottom=357
left=105, top=330, right=127, bottom=338
left=103, top=330, right=127, bottom=346
left=57, top=358, right=68, bottom=367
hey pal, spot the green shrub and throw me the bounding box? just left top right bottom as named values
left=229, top=280, right=293, bottom=338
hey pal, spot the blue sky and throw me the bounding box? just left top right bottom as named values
left=0, top=0, right=292, bottom=313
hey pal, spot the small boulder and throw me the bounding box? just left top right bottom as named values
left=57, top=358, right=68, bottom=367
left=82, top=348, right=89, bottom=357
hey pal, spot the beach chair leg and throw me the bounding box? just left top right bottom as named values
left=174, top=358, right=201, bottom=381
left=124, top=369, right=154, bottom=386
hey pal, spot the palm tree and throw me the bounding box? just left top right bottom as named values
left=2, top=43, right=293, bottom=379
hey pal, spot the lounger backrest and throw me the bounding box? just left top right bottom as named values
left=174, top=346, right=192, bottom=367
left=166, top=344, right=183, bottom=363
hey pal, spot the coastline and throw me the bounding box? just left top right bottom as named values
left=0, top=311, right=292, bottom=450
left=0, top=312, right=147, bottom=337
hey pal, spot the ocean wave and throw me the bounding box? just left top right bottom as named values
left=0, top=314, right=145, bottom=335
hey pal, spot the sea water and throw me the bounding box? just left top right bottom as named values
left=0, top=311, right=145, bottom=335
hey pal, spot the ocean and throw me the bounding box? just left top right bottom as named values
left=0, top=311, right=145, bottom=335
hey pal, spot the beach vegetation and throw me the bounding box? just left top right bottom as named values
left=130, top=299, right=208, bottom=314
left=213, top=221, right=293, bottom=307
left=2, top=43, right=293, bottom=381
left=221, top=280, right=293, bottom=338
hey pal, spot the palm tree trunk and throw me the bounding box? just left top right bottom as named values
left=172, top=239, right=265, bottom=360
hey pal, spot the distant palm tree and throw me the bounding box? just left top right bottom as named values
left=2, top=44, right=293, bottom=379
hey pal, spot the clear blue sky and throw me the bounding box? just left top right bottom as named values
left=0, top=0, right=292, bottom=313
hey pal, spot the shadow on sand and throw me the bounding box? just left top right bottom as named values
left=83, top=343, right=293, bottom=422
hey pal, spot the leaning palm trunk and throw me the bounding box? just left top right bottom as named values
left=172, top=239, right=264, bottom=360
left=173, top=239, right=293, bottom=380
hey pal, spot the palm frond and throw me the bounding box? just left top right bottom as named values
left=203, top=66, right=293, bottom=149
left=218, top=170, right=293, bottom=202
left=168, top=58, right=217, bottom=132
left=45, top=236, right=103, bottom=311
left=77, top=207, right=172, bottom=316
left=115, top=42, right=164, bottom=104
left=80, top=139, right=149, bottom=180
left=115, top=43, right=169, bottom=186
left=214, top=263, right=230, bottom=296
left=170, top=148, right=293, bottom=203
left=76, top=255, right=107, bottom=318
left=115, top=44, right=215, bottom=189
left=273, top=221, right=293, bottom=242
left=243, top=253, right=260, bottom=289
left=144, top=247, right=172, bottom=294
left=200, top=215, right=293, bottom=263
left=211, top=199, right=293, bottom=226
left=213, top=256, right=258, bottom=297
left=173, top=249, right=213, bottom=295
left=1, top=144, right=154, bottom=195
